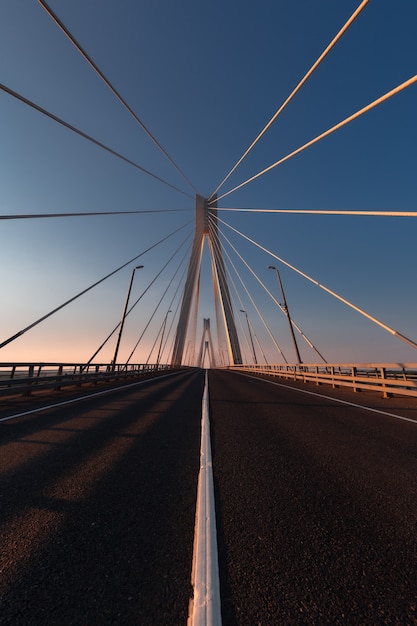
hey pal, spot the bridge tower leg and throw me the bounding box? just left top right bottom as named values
left=171, top=195, right=242, bottom=366
left=208, top=199, right=242, bottom=365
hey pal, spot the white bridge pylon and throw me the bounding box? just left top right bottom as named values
left=171, top=195, right=242, bottom=366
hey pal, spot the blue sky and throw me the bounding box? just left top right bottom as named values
left=0, top=0, right=416, bottom=365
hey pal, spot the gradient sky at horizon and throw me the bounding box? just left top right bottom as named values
left=1, top=0, right=416, bottom=365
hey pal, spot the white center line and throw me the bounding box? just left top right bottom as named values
left=188, top=370, right=222, bottom=626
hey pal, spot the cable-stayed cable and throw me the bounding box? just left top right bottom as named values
left=90, top=242, right=191, bottom=366
left=207, top=236, right=242, bottom=365
left=210, top=0, right=370, bottom=199
left=216, top=208, right=417, bottom=217
left=216, top=216, right=417, bottom=352
left=209, top=217, right=285, bottom=361
left=125, top=240, right=192, bottom=364
left=86, top=234, right=192, bottom=364
left=164, top=278, right=189, bottom=366
left=215, top=221, right=326, bottom=362
left=209, top=216, right=286, bottom=362
left=207, top=233, right=247, bottom=363
left=215, top=75, right=417, bottom=203
left=209, top=230, right=261, bottom=362
left=157, top=258, right=191, bottom=363
left=0, top=83, right=192, bottom=199
left=38, top=0, right=198, bottom=195
left=144, top=250, right=191, bottom=365
left=209, top=216, right=288, bottom=363
left=0, top=221, right=191, bottom=351
left=0, top=208, right=192, bottom=220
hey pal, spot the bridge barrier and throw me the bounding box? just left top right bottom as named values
left=226, top=363, right=417, bottom=399
left=0, top=363, right=179, bottom=397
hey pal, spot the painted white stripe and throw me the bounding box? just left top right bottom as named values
left=0, top=370, right=184, bottom=423
left=189, top=370, right=222, bottom=626
left=241, top=373, right=417, bottom=425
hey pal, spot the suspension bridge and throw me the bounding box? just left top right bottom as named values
left=1, top=1, right=417, bottom=624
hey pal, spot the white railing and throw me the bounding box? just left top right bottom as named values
left=226, top=363, right=417, bottom=398
left=0, top=362, right=179, bottom=397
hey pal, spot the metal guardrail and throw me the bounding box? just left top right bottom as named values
left=0, top=362, right=179, bottom=397
left=226, top=363, right=417, bottom=398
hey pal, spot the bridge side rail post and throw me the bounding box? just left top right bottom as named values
left=25, top=365, right=34, bottom=396
left=56, top=365, right=63, bottom=391
left=76, top=364, right=83, bottom=387
left=380, top=366, right=391, bottom=398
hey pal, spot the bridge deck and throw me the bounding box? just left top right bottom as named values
left=0, top=369, right=416, bottom=624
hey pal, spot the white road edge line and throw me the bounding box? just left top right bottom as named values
left=240, top=373, right=417, bottom=425
left=188, top=369, right=222, bottom=626
left=0, top=370, right=184, bottom=423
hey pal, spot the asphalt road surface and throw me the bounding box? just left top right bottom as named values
left=209, top=369, right=417, bottom=625
left=1, top=368, right=417, bottom=624
left=0, top=369, right=204, bottom=625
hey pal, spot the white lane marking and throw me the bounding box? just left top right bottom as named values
left=189, top=370, right=222, bottom=626
left=237, top=373, right=417, bottom=425
left=0, top=370, right=185, bottom=423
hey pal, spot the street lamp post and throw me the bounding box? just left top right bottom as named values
left=240, top=309, right=257, bottom=364
left=268, top=265, right=302, bottom=364
left=112, top=265, right=143, bottom=368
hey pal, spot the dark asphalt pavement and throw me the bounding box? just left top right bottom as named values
left=2, top=368, right=417, bottom=625
left=208, top=369, right=417, bottom=625
left=0, top=369, right=204, bottom=625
